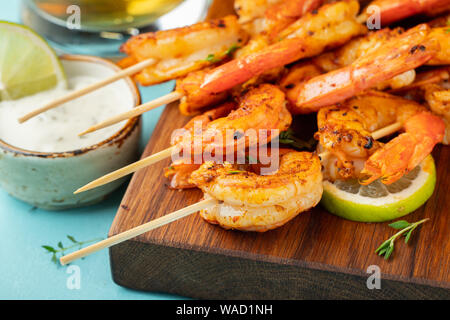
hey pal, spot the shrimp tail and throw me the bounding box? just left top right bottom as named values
left=360, top=112, right=445, bottom=185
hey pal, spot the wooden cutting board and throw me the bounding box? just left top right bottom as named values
left=108, top=0, right=450, bottom=299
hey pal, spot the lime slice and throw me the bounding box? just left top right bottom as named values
left=0, top=21, right=66, bottom=100
left=321, top=155, right=436, bottom=222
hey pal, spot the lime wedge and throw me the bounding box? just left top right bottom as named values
left=0, top=21, right=66, bottom=100
left=321, top=155, right=436, bottom=222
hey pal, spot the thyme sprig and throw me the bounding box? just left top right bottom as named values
left=227, top=170, right=246, bottom=175
left=42, top=235, right=103, bottom=265
left=205, top=43, right=241, bottom=63
left=279, top=128, right=317, bottom=151
left=375, top=218, right=429, bottom=260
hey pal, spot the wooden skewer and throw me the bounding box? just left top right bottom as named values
left=60, top=198, right=217, bottom=265
left=318, top=121, right=403, bottom=159
left=18, top=58, right=156, bottom=123
left=370, top=121, right=403, bottom=140
left=74, top=146, right=176, bottom=194
left=79, top=91, right=183, bottom=136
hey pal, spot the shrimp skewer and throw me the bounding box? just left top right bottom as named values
left=315, top=91, right=445, bottom=184
left=190, top=151, right=323, bottom=232
left=62, top=149, right=323, bottom=264
left=361, top=112, right=444, bottom=184
left=20, top=15, right=248, bottom=123
left=78, top=0, right=331, bottom=134
left=287, top=24, right=440, bottom=114
left=198, top=0, right=365, bottom=102
left=74, top=84, right=292, bottom=194
left=118, top=15, right=249, bottom=86
left=392, top=67, right=450, bottom=144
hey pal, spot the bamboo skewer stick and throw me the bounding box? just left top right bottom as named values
left=74, top=146, right=176, bottom=194
left=79, top=91, right=183, bottom=136
left=18, top=58, right=156, bottom=123
left=60, top=198, right=217, bottom=265
left=318, top=121, right=403, bottom=159
left=371, top=121, right=403, bottom=140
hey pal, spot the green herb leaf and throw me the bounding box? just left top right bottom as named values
left=42, top=235, right=103, bottom=266
left=375, top=240, right=390, bottom=253
left=205, top=54, right=219, bottom=63
left=228, top=170, right=245, bottom=175
left=404, top=228, right=413, bottom=244
left=42, top=245, right=56, bottom=253
left=205, top=44, right=241, bottom=64
left=67, top=235, right=77, bottom=243
left=224, top=43, right=240, bottom=56
left=279, top=129, right=317, bottom=151
left=388, top=220, right=410, bottom=229
left=384, top=244, right=394, bottom=260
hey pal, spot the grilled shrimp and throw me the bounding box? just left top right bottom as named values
left=288, top=24, right=439, bottom=113
left=165, top=101, right=238, bottom=189
left=394, top=67, right=450, bottom=144
left=316, top=91, right=445, bottom=184
left=118, top=15, right=248, bottom=86
left=310, top=28, right=420, bottom=90
left=423, top=82, right=450, bottom=144
left=174, top=84, right=292, bottom=162
left=177, top=0, right=365, bottom=115
left=361, top=112, right=444, bottom=184
left=190, top=151, right=322, bottom=232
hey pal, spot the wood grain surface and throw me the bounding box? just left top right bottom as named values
left=109, top=102, right=449, bottom=299
left=108, top=0, right=449, bottom=299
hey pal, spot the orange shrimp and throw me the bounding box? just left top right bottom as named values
left=316, top=91, right=429, bottom=182
left=165, top=101, right=238, bottom=189
left=361, top=112, right=445, bottom=185
left=118, top=15, right=248, bottom=86
left=174, top=84, right=292, bottom=161
left=391, top=67, right=450, bottom=144
left=288, top=24, right=439, bottom=114
left=177, top=0, right=364, bottom=115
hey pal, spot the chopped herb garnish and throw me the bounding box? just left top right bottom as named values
left=205, top=53, right=220, bottom=63
left=279, top=128, right=317, bottom=151
left=205, top=43, right=241, bottom=63
left=227, top=170, right=245, bottom=175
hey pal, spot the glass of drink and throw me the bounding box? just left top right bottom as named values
left=21, top=0, right=211, bottom=57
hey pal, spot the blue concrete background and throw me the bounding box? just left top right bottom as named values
left=0, top=1, right=184, bottom=299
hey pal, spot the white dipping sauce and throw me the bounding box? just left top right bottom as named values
left=0, top=70, right=133, bottom=153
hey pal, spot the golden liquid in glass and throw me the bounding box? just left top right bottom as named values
left=31, top=0, right=185, bottom=31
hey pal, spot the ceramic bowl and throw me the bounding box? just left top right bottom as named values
left=0, top=55, right=141, bottom=210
